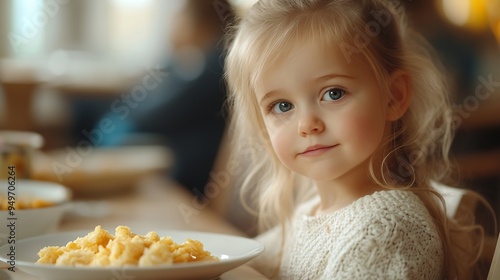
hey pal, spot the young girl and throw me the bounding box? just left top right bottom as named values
left=225, top=0, right=488, bottom=279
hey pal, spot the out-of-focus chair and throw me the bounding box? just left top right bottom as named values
left=433, top=181, right=498, bottom=279
left=488, top=234, right=500, bottom=280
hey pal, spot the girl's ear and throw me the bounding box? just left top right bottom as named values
left=386, top=70, right=412, bottom=121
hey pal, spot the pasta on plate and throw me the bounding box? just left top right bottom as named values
left=36, top=225, right=219, bottom=267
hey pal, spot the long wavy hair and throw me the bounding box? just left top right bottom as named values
left=225, top=0, right=487, bottom=278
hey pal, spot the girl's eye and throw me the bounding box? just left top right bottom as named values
left=271, top=101, right=293, bottom=113
left=322, top=88, right=345, bottom=101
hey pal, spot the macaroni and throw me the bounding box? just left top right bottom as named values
left=37, top=226, right=219, bottom=267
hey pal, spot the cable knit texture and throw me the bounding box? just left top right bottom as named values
left=252, top=190, right=443, bottom=279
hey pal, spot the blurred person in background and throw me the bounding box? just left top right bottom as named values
left=91, top=0, right=236, bottom=196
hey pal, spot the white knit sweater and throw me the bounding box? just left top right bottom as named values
left=251, top=190, right=443, bottom=279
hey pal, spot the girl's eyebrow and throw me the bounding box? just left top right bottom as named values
left=259, top=73, right=355, bottom=106
left=259, top=90, right=280, bottom=107
left=315, top=73, right=356, bottom=81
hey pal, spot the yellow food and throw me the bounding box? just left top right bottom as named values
left=36, top=226, right=219, bottom=267
left=0, top=195, right=55, bottom=210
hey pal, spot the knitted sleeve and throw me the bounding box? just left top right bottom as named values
left=323, top=213, right=443, bottom=280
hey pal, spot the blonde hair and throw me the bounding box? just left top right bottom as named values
left=225, top=0, right=489, bottom=278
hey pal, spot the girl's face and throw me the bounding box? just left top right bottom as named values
left=256, top=41, right=391, bottom=184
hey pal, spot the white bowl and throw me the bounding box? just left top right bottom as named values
left=0, top=179, right=72, bottom=245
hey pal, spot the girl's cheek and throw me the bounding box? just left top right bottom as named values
left=346, top=114, right=386, bottom=146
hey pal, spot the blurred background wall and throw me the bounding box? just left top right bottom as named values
left=0, top=0, right=180, bottom=60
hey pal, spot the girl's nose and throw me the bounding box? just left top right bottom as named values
left=298, top=111, right=325, bottom=137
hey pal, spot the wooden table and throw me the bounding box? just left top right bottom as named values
left=3, top=175, right=268, bottom=280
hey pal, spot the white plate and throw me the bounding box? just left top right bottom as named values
left=0, top=230, right=264, bottom=280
